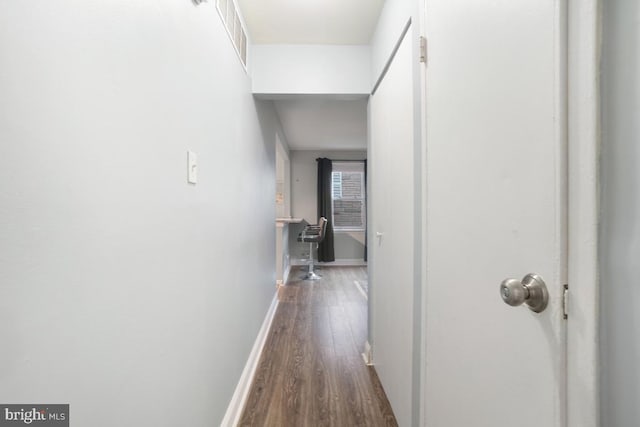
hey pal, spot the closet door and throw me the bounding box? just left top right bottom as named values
left=369, top=26, right=415, bottom=427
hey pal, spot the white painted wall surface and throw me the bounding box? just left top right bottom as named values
left=251, top=45, right=371, bottom=95
left=0, top=1, right=280, bottom=425
left=275, top=135, right=291, bottom=284
left=370, top=0, right=413, bottom=84
left=280, top=136, right=292, bottom=217
left=601, top=1, right=640, bottom=425
left=275, top=223, right=290, bottom=284
left=275, top=141, right=289, bottom=218
left=289, top=150, right=366, bottom=262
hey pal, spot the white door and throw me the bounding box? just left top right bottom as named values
left=369, top=28, right=415, bottom=427
left=423, top=1, right=567, bottom=426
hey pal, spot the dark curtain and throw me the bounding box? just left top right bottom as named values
left=364, top=159, right=367, bottom=262
left=316, top=157, right=335, bottom=262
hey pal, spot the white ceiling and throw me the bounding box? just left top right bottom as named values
left=236, top=0, right=385, bottom=45
left=273, top=97, right=368, bottom=151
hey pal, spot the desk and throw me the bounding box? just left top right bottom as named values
left=276, top=217, right=303, bottom=225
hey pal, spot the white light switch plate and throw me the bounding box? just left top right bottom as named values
left=187, top=150, right=197, bottom=184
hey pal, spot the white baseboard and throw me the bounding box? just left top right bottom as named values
left=362, top=340, right=373, bottom=366
left=291, top=258, right=367, bottom=267
left=282, top=263, right=291, bottom=285
left=221, top=293, right=279, bottom=427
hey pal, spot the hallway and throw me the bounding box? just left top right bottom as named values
left=239, top=267, right=397, bottom=426
left=0, top=1, right=610, bottom=426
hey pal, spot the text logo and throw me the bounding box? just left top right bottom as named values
left=0, top=405, right=68, bottom=427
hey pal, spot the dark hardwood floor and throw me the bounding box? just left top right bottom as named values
left=239, top=266, right=398, bottom=427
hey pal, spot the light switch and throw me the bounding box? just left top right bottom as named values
left=187, top=150, right=197, bottom=184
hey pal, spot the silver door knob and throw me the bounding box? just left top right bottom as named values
left=500, top=273, right=549, bottom=313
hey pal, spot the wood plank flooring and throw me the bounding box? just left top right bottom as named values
left=239, top=266, right=398, bottom=427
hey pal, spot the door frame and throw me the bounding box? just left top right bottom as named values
left=416, top=0, right=601, bottom=426
left=566, top=1, right=600, bottom=426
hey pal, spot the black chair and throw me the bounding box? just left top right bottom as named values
left=297, top=217, right=328, bottom=280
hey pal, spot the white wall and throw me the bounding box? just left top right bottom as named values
left=0, top=1, right=281, bottom=425
left=289, top=150, right=367, bottom=262
left=275, top=135, right=291, bottom=284
left=370, top=0, right=413, bottom=84
left=252, top=45, right=371, bottom=95
left=275, top=134, right=291, bottom=218
left=600, top=0, right=640, bottom=425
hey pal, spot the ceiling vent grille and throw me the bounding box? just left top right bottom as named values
left=216, top=0, right=248, bottom=70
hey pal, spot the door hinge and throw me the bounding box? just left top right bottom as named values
left=420, top=36, right=427, bottom=64
left=563, top=284, right=569, bottom=319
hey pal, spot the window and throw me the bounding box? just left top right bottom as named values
left=331, top=161, right=366, bottom=231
